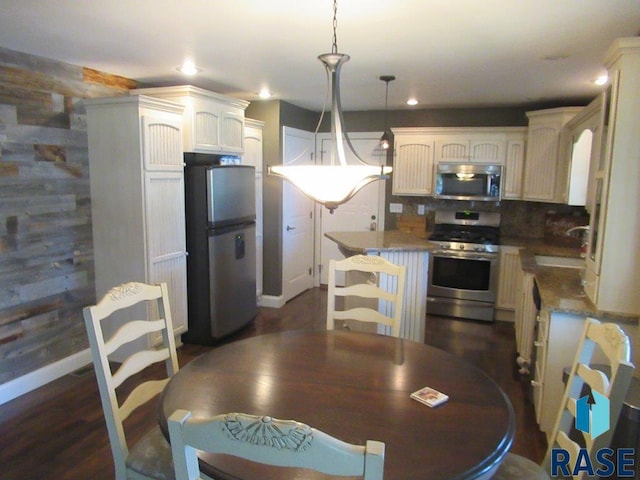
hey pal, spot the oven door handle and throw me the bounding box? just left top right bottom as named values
left=432, top=252, right=497, bottom=262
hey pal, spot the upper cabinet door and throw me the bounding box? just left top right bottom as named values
left=392, top=133, right=435, bottom=196
left=220, top=112, right=245, bottom=153
left=435, top=138, right=470, bottom=163
left=141, top=115, right=184, bottom=171
left=522, top=107, right=582, bottom=202
left=468, top=138, right=505, bottom=163
left=193, top=105, right=221, bottom=152
left=435, top=134, right=506, bottom=164
left=502, top=138, right=526, bottom=199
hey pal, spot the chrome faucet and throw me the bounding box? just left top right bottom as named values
left=566, top=225, right=590, bottom=257
left=566, top=225, right=590, bottom=235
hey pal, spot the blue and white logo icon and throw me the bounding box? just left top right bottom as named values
left=575, top=389, right=609, bottom=440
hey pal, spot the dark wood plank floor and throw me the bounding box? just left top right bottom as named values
left=0, top=287, right=546, bottom=479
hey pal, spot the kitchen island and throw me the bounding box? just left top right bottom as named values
left=325, top=231, right=437, bottom=342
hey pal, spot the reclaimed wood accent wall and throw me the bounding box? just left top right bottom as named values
left=0, top=47, right=136, bottom=384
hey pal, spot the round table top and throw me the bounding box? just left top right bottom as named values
left=159, top=330, right=515, bottom=480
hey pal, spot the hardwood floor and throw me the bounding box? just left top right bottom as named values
left=0, top=287, right=546, bottom=479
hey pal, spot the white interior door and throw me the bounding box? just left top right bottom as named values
left=317, top=133, right=387, bottom=285
left=282, top=127, right=315, bottom=302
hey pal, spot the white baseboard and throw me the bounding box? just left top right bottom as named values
left=259, top=294, right=286, bottom=308
left=0, top=348, right=92, bottom=406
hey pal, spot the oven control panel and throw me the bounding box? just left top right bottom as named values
left=434, top=241, right=499, bottom=254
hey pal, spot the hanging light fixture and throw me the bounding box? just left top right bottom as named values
left=268, top=0, right=392, bottom=213
left=379, top=75, right=395, bottom=150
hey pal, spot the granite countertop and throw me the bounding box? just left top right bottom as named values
left=324, top=230, right=438, bottom=254
left=512, top=239, right=638, bottom=324
left=325, top=230, right=638, bottom=323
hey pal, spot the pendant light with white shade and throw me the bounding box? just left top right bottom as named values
left=268, top=0, right=392, bottom=213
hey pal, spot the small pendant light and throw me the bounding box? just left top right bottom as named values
left=379, top=75, right=395, bottom=150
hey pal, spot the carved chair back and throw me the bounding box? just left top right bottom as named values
left=83, top=281, right=180, bottom=480
left=168, top=410, right=385, bottom=480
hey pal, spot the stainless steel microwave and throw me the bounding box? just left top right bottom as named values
left=434, top=164, right=502, bottom=201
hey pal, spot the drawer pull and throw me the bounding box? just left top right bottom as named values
left=534, top=341, right=545, bottom=347
left=531, top=380, right=542, bottom=387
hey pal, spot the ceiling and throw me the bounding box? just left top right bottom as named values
left=0, top=0, right=639, bottom=111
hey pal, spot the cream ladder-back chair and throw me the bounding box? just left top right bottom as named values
left=492, top=317, right=635, bottom=480
left=168, top=410, right=385, bottom=480
left=327, top=255, right=406, bottom=338
left=83, top=282, right=180, bottom=480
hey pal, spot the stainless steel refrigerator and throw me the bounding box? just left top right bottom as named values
left=183, top=154, right=257, bottom=344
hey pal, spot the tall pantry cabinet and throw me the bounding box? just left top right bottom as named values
left=85, top=95, right=188, bottom=354
left=243, top=119, right=265, bottom=303
left=583, top=37, right=640, bottom=315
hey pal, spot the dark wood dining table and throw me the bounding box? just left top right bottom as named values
left=159, top=330, right=515, bottom=479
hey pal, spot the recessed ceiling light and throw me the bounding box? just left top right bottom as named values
left=258, top=88, right=272, bottom=99
left=406, top=98, right=418, bottom=106
left=177, top=60, right=201, bottom=76
left=594, top=74, right=608, bottom=86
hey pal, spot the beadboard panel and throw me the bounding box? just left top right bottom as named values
left=392, top=142, right=434, bottom=195
left=0, top=46, right=134, bottom=386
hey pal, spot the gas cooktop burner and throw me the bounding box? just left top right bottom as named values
left=428, top=210, right=501, bottom=253
left=428, top=226, right=500, bottom=245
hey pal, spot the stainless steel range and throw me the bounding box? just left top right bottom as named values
left=427, top=210, right=500, bottom=322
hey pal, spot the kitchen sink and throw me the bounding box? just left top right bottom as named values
left=535, top=255, right=585, bottom=269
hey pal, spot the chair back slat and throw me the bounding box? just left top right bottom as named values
left=120, top=378, right=170, bottom=421
left=333, top=308, right=396, bottom=328
left=104, top=318, right=167, bottom=355
left=334, top=284, right=397, bottom=302
left=327, top=255, right=406, bottom=338
left=576, top=364, right=610, bottom=396
left=168, top=410, right=384, bottom=480
left=112, top=347, right=171, bottom=389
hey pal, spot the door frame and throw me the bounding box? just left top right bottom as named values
left=313, top=132, right=387, bottom=287
left=281, top=126, right=316, bottom=303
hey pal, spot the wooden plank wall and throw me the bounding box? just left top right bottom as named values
left=0, top=46, right=136, bottom=384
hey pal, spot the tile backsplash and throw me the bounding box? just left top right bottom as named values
left=386, top=196, right=589, bottom=241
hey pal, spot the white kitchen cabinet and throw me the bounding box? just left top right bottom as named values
left=131, top=85, right=249, bottom=154
left=523, top=107, right=582, bottom=202
left=391, top=127, right=526, bottom=196
left=584, top=37, right=640, bottom=316
left=563, top=96, right=605, bottom=207
left=85, top=95, right=188, bottom=353
left=496, top=246, right=521, bottom=315
left=435, top=135, right=505, bottom=164
left=502, top=134, right=527, bottom=199
left=391, top=129, right=435, bottom=196
left=243, top=118, right=264, bottom=303
left=514, top=269, right=538, bottom=375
